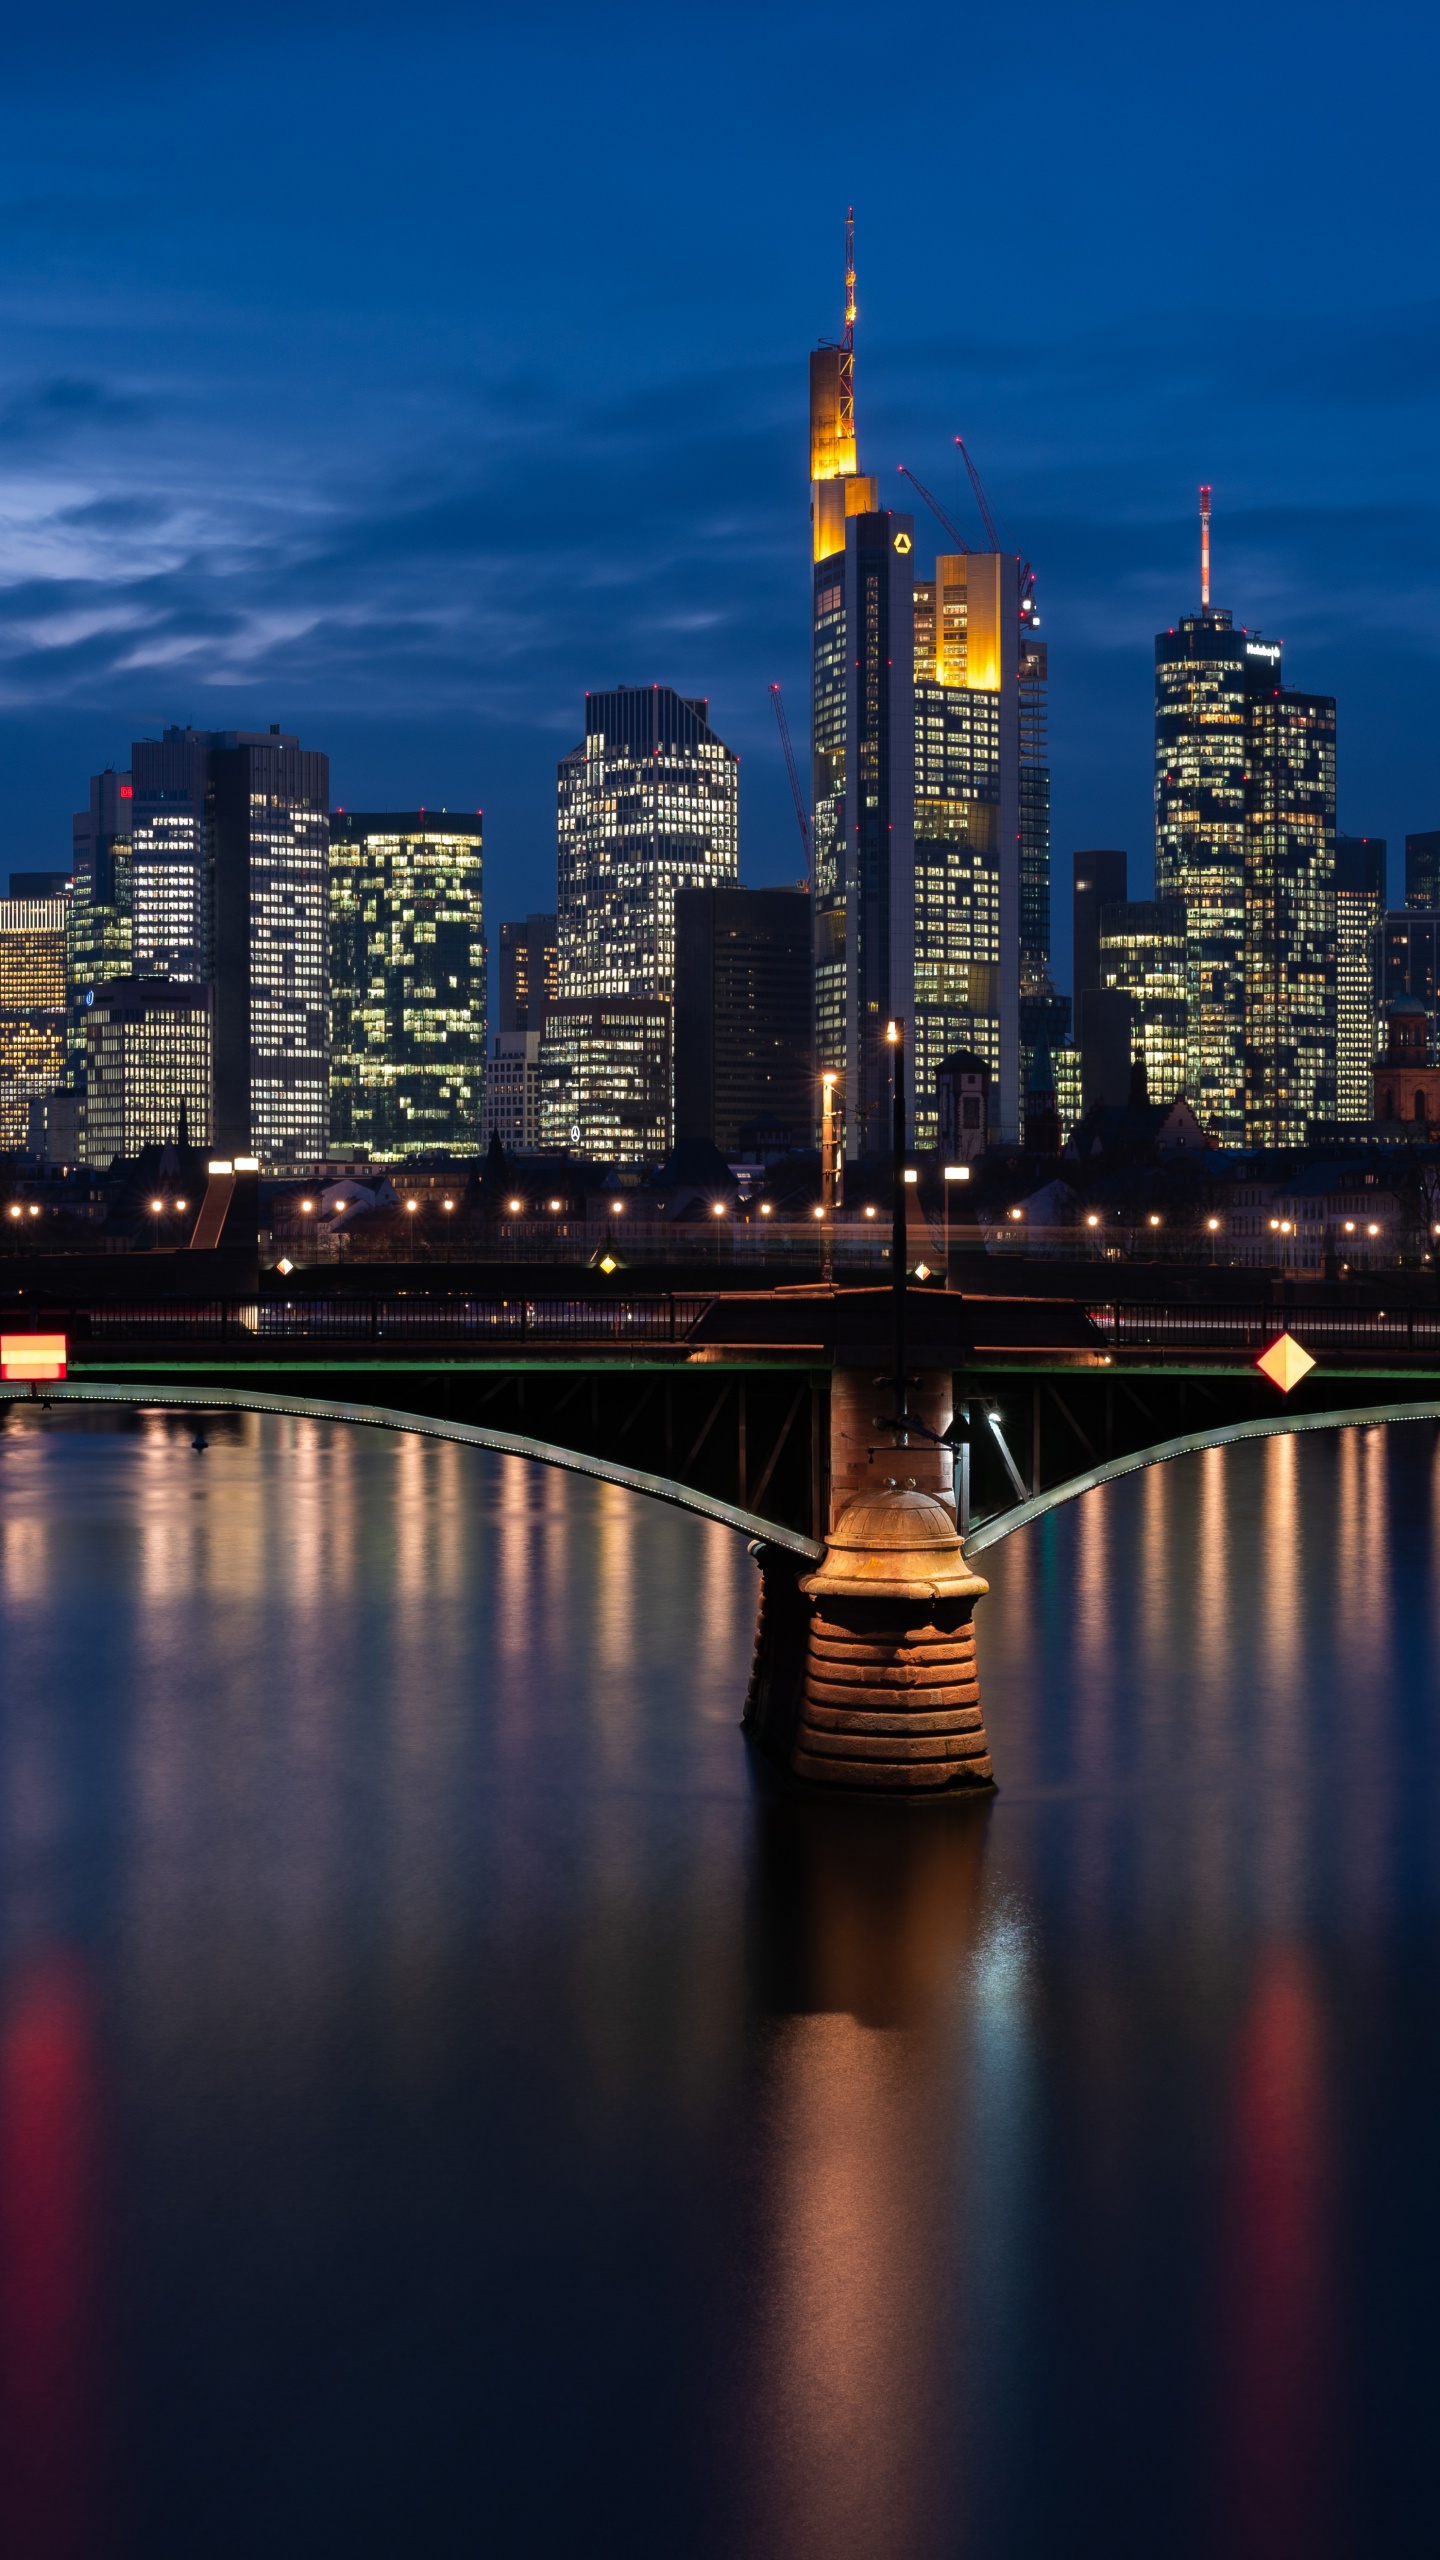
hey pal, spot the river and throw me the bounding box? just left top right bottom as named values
left=0, top=1403, right=1437, bottom=2558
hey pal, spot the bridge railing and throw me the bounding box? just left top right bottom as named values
left=1088, top=1301, right=1440, bottom=1356
left=81, top=1296, right=720, bottom=1345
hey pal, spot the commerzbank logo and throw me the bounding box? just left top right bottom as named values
left=893, top=531, right=912, bottom=555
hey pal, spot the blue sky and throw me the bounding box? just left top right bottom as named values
left=1, top=0, right=1437, bottom=992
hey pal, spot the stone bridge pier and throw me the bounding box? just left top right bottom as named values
left=745, top=1364, right=994, bottom=1798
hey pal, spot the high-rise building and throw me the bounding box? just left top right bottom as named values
left=484, top=1032, right=543, bottom=1152
left=130, top=730, right=212, bottom=982
left=0, top=899, right=67, bottom=1147
left=810, top=222, right=1038, bottom=1151
left=1379, top=909, right=1440, bottom=1075
left=1098, top=898, right=1187, bottom=1104
left=1073, top=850, right=1128, bottom=1017
left=1155, top=502, right=1335, bottom=1145
left=328, top=812, right=485, bottom=1158
left=673, top=886, right=813, bottom=1154
left=210, top=731, right=329, bottom=1162
left=499, top=914, right=558, bottom=1033
left=538, top=996, right=670, bottom=1167
left=1073, top=848, right=1131, bottom=1117
left=1335, top=836, right=1386, bottom=1119
left=69, top=768, right=133, bottom=1089
left=1405, top=832, right=1440, bottom=909
left=81, top=977, right=212, bottom=1165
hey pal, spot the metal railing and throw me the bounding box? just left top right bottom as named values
left=1087, top=1302, right=1440, bottom=1357
left=83, top=1295, right=720, bottom=1345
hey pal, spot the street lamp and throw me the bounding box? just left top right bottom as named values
left=442, top=1196, right=454, bottom=1259
left=820, top=1070, right=842, bottom=1280
left=405, top=1196, right=418, bottom=1261
left=943, top=1162, right=968, bottom=1275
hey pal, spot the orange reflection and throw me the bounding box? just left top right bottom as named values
left=0, top=1954, right=108, bottom=2560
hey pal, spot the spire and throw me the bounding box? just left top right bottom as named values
left=838, top=208, right=856, bottom=453
left=1199, top=483, right=1212, bottom=610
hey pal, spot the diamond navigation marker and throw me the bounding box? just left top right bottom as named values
left=1256, top=1331, right=1316, bottom=1393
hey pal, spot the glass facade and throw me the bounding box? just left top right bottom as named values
left=0, top=899, right=66, bottom=1147
left=673, top=886, right=813, bottom=1154
left=1098, top=899, right=1187, bottom=1103
left=131, top=731, right=212, bottom=983
left=1334, top=836, right=1385, bottom=1119
left=68, top=768, right=133, bottom=1089
left=499, top=915, right=558, bottom=1033
left=1156, top=614, right=1335, bottom=1145
left=81, top=977, right=212, bottom=1165
left=537, top=998, right=670, bottom=1167
left=210, top=733, right=330, bottom=1164
left=484, top=1033, right=542, bottom=1151
left=328, top=814, right=485, bottom=1159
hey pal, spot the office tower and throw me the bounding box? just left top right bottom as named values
left=1072, top=848, right=1131, bottom=1117
left=69, top=767, right=133, bottom=1088
left=1023, top=1043, right=1060, bottom=1153
left=1098, top=899, right=1187, bottom=1104
left=328, top=812, right=485, bottom=1157
left=130, top=730, right=212, bottom=981
left=0, top=898, right=67, bottom=1147
left=1155, top=498, right=1335, bottom=1145
left=1405, top=832, right=1440, bottom=909
left=810, top=224, right=1036, bottom=1151
left=210, top=731, right=329, bottom=1162
left=81, top=978, right=212, bottom=1165
left=1335, top=836, right=1386, bottom=1118
left=537, top=996, right=670, bottom=1166
left=499, top=914, right=558, bottom=1032
left=1378, top=908, right=1440, bottom=1072
left=673, top=885, right=813, bottom=1154
left=1073, top=850, right=1128, bottom=1017
left=1053, top=1044, right=1082, bottom=1137
left=556, top=689, right=738, bottom=1006
left=484, top=1032, right=543, bottom=1152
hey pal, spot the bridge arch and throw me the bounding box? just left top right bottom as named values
left=965, top=1399, right=1440, bottom=1553
left=0, top=1379, right=825, bottom=1558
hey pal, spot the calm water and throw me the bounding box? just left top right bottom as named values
left=1, top=1405, right=1439, bottom=2559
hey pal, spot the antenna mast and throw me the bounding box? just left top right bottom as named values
left=1200, top=484, right=1212, bottom=609
left=838, top=208, right=856, bottom=452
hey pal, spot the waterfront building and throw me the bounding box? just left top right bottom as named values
left=1098, top=898, right=1187, bottom=1104
left=537, top=996, right=670, bottom=1167
left=811, top=225, right=1040, bottom=1150
left=1379, top=908, right=1440, bottom=1069
left=0, top=897, right=66, bottom=1147
left=1155, top=510, right=1335, bottom=1145
left=1405, top=831, right=1440, bottom=908
left=673, top=885, right=813, bottom=1154
left=499, top=914, right=558, bottom=1032
left=81, top=977, right=212, bottom=1165
left=328, top=811, right=485, bottom=1158
left=484, top=1032, right=543, bottom=1152
left=1335, top=835, right=1386, bottom=1118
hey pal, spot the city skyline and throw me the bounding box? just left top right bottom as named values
left=0, top=0, right=1435, bottom=986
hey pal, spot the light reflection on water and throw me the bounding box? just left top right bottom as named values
left=1, top=1405, right=1440, bottom=2557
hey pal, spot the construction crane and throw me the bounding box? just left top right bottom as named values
left=896, top=465, right=971, bottom=554
left=768, top=683, right=811, bottom=884
left=954, top=434, right=1002, bottom=550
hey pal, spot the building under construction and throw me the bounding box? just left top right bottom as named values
left=808, top=215, right=1047, bottom=1149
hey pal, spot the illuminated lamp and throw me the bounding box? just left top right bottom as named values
left=863, top=1205, right=877, bottom=1219
left=1255, top=1332, right=1316, bottom=1394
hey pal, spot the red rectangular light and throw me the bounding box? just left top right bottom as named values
left=1, top=1334, right=67, bottom=1380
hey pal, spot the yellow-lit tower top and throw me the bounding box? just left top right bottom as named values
left=810, top=209, right=877, bottom=560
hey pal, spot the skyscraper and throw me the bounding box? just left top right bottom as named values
left=0, top=898, right=66, bottom=1147
left=809, top=220, right=1037, bottom=1150
left=1098, top=899, right=1187, bottom=1104
left=1334, top=835, right=1385, bottom=1119
left=1073, top=848, right=1132, bottom=1115
left=1155, top=498, right=1335, bottom=1145
left=131, top=730, right=212, bottom=982
left=1405, top=832, right=1440, bottom=909
left=537, top=997, right=671, bottom=1166
left=673, top=885, right=814, bottom=1153
left=210, top=730, right=330, bottom=1162
left=557, top=688, right=738, bottom=1003
left=82, top=978, right=212, bottom=1165
left=68, top=768, right=133, bottom=1089
left=328, top=812, right=485, bottom=1157
left=499, top=915, right=558, bottom=1033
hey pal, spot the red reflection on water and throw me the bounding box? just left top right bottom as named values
left=1217, top=1949, right=1336, bottom=2558
left=0, top=1955, right=108, bottom=2560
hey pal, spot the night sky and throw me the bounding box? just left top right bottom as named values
left=2, top=0, right=1436, bottom=993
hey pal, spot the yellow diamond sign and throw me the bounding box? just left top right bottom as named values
left=1256, top=1331, right=1316, bottom=1393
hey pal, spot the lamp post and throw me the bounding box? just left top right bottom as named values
left=405, top=1196, right=418, bottom=1260
left=943, top=1162, right=969, bottom=1280
left=821, top=1071, right=841, bottom=1282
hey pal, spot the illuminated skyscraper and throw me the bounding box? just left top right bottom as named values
left=1155, top=501, right=1335, bottom=1145
left=1334, top=836, right=1385, bottom=1119
left=499, top=914, right=558, bottom=1032
left=68, top=767, right=133, bottom=1089
left=0, top=898, right=67, bottom=1146
left=1098, top=899, right=1187, bottom=1103
left=81, top=977, right=212, bottom=1165
left=328, top=812, right=485, bottom=1157
left=210, top=730, right=330, bottom=1163
left=810, top=218, right=1036, bottom=1148
left=555, top=685, right=737, bottom=1153
left=131, top=730, right=212, bottom=982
